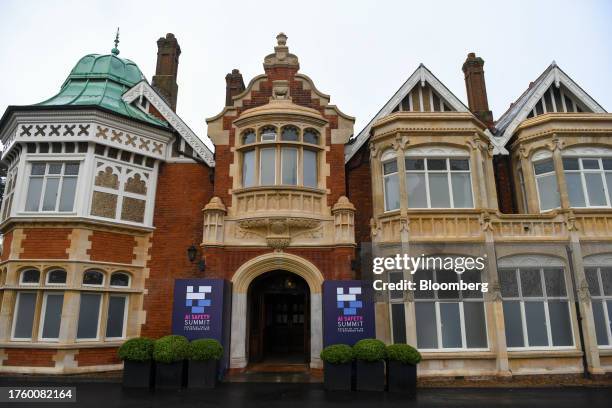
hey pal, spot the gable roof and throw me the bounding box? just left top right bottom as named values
left=122, top=81, right=215, bottom=167
left=493, top=62, right=606, bottom=152
left=344, top=64, right=471, bottom=163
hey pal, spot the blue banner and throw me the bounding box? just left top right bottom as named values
left=322, top=280, right=375, bottom=346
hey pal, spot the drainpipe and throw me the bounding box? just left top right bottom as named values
left=565, top=244, right=590, bottom=379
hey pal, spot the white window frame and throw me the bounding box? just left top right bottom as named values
left=19, top=269, right=41, bottom=286
left=533, top=157, right=560, bottom=212
left=500, top=266, right=575, bottom=350
left=404, top=156, right=474, bottom=209
left=280, top=146, right=299, bottom=186
left=563, top=157, right=612, bottom=208
left=105, top=294, right=129, bottom=340
left=82, top=270, right=105, bottom=288
left=11, top=291, right=38, bottom=341
left=38, top=292, right=64, bottom=342
left=45, top=269, right=67, bottom=286
left=584, top=265, right=612, bottom=348
left=76, top=292, right=103, bottom=341
left=22, top=161, right=81, bottom=214
left=382, top=156, right=400, bottom=212
left=109, top=272, right=131, bottom=288
left=413, top=269, right=489, bottom=352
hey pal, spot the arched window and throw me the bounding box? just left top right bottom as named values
left=83, top=270, right=104, bottom=286
left=110, top=272, right=130, bottom=288
left=260, top=126, right=277, bottom=142
left=242, top=130, right=256, bottom=145
left=46, top=269, right=67, bottom=285
left=303, top=129, right=319, bottom=145
left=20, top=269, right=40, bottom=285
left=281, top=126, right=299, bottom=141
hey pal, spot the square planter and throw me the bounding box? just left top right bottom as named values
left=386, top=360, right=416, bottom=393
left=187, top=359, right=218, bottom=389
left=355, top=360, right=385, bottom=391
left=155, top=361, right=184, bottom=390
left=122, top=360, right=154, bottom=388
left=323, top=362, right=352, bottom=391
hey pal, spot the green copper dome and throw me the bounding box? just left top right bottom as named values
left=36, top=53, right=167, bottom=128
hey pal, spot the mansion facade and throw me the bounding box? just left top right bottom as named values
left=0, top=33, right=611, bottom=378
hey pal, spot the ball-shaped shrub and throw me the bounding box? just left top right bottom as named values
left=188, top=339, right=224, bottom=361
left=153, top=335, right=189, bottom=364
left=386, top=344, right=422, bottom=365
left=353, top=339, right=386, bottom=362
left=320, top=344, right=354, bottom=365
left=118, top=337, right=154, bottom=362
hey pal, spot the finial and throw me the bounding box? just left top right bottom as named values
left=111, top=27, right=120, bottom=55
left=276, top=32, right=287, bottom=46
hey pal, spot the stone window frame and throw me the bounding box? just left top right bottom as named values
left=236, top=124, right=323, bottom=190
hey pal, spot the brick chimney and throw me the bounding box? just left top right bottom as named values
left=152, top=33, right=181, bottom=111
left=462, top=53, right=493, bottom=127
left=225, top=69, right=245, bottom=107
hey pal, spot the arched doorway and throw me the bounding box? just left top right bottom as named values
left=247, top=271, right=309, bottom=364
left=230, top=252, right=324, bottom=369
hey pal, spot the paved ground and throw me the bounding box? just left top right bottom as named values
left=0, top=378, right=611, bottom=408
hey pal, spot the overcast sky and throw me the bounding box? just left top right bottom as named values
left=1, top=0, right=610, bottom=150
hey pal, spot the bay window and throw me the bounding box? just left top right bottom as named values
left=533, top=158, right=560, bottom=211
left=25, top=162, right=79, bottom=213
left=585, top=265, right=612, bottom=346
left=239, top=126, right=320, bottom=189
left=499, top=264, right=573, bottom=348
left=563, top=157, right=612, bottom=208
left=413, top=268, right=487, bottom=350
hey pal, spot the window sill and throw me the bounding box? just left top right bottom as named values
left=420, top=351, right=495, bottom=360
left=0, top=341, right=125, bottom=349
left=508, top=349, right=582, bottom=358
left=233, top=185, right=326, bottom=195
left=0, top=215, right=155, bottom=233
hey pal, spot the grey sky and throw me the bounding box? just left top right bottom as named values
left=1, top=0, right=610, bottom=150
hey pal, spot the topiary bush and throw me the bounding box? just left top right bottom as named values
left=153, top=335, right=189, bottom=363
left=320, top=344, right=354, bottom=365
left=386, top=344, right=422, bottom=365
left=188, top=339, right=224, bottom=361
left=353, top=339, right=386, bottom=362
left=118, top=337, right=154, bottom=362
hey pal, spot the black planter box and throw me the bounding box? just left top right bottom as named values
left=155, top=361, right=184, bottom=390
left=122, top=360, right=154, bottom=388
left=386, top=360, right=417, bottom=393
left=323, top=362, right=352, bottom=391
left=355, top=360, right=385, bottom=391
left=187, top=360, right=218, bottom=389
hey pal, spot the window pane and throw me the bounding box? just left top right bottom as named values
left=585, top=173, right=607, bottom=206
left=450, top=159, right=469, bottom=171
left=25, top=178, right=43, bottom=211
left=520, top=268, right=543, bottom=297
left=281, top=148, right=298, bottom=185
left=437, top=269, right=459, bottom=299
left=427, top=158, right=447, bottom=171
left=48, top=163, right=62, bottom=174
left=106, top=296, right=127, bottom=338
left=405, top=158, right=424, bottom=171
left=602, top=268, right=612, bottom=296
left=415, top=302, right=438, bottom=348
left=110, top=273, right=129, bottom=287
left=391, top=303, right=406, bottom=343
left=31, top=163, right=46, bottom=175
left=64, top=163, right=80, bottom=176
left=414, top=270, right=434, bottom=299
left=21, top=269, right=40, bottom=284
left=499, top=269, right=519, bottom=297
left=303, top=150, right=317, bottom=188
left=461, top=270, right=483, bottom=299
left=603, top=159, right=612, bottom=170
left=83, top=271, right=104, bottom=286
left=582, top=159, right=600, bottom=170
left=281, top=127, right=299, bottom=141
left=59, top=177, right=77, bottom=212
left=503, top=301, right=524, bottom=347
left=406, top=173, right=427, bottom=208
left=562, top=158, right=579, bottom=170
left=548, top=301, right=573, bottom=346
left=384, top=173, right=400, bottom=211
left=565, top=173, right=586, bottom=207
left=440, top=302, right=462, bottom=348
left=260, top=148, right=275, bottom=185
left=544, top=268, right=566, bottom=297
left=451, top=173, right=473, bottom=208
left=243, top=150, right=255, bottom=187
left=303, top=130, right=319, bottom=144
left=41, top=294, right=64, bottom=339
left=13, top=293, right=36, bottom=339
left=428, top=173, right=450, bottom=208
left=242, top=131, right=256, bottom=144
left=537, top=174, right=560, bottom=210
left=592, top=300, right=609, bottom=345
left=525, top=301, right=548, bottom=346
left=42, top=178, right=60, bottom=211
left=464, top=302, right=487, bottom=348
left=534, top=159, right=554, bottom=175
left=585, top=268, right=601, bottom=296
left=261, top=127, right=276, bottom=141
left=47, top=270, right=67, bottom=284
left=383, top=161, right=397, bottom=175
left=606, top=174, right=612, bottom=204
left=389, top=271, right=404, bottom=301
left=77, top=294, right=101, bottom=339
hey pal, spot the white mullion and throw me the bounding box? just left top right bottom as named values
left=435, top=301, right=442, bottom=349
left=516, top=268, right=530, bottom=347
left=459, top=300, right=467, bottom=348
left=598, top=159, right=611, bottom=207
left=447, top=158, right=454, bottom=208
left=424, top=159, right=432, bottom=208
left=541, top=268, right=554, bottom=347
left=39, top=173, right=49, bottom=212
left=579, top=159, right=591, bottom=207
left=549, top=88, right=557, bottom=112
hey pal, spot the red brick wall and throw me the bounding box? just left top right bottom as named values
left=3, top=349, right=55, bottom=367
left=88, top=231, right=136, bottom=264
left=141, top=162, right=214, bottom=338
left=1, top=230, right=12, bottom=261
left=75, top=348, right=120, bottom=366
left=346, top=143, right=373, bottom=245
left=494, top=155, right=516, bottom=214
left=20, top=228, right=71, bottom=259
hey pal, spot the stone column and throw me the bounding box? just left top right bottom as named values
left=310, top=293, right=323, bottom=368
left=229, top=292, right=247, bottom=368
left=551, top=135, right=570, bottom=210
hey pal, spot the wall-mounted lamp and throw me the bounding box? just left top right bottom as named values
left=187, top=245, right=198, bottom=263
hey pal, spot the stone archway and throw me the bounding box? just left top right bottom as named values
left=230, top=252, right=324, bottom=369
